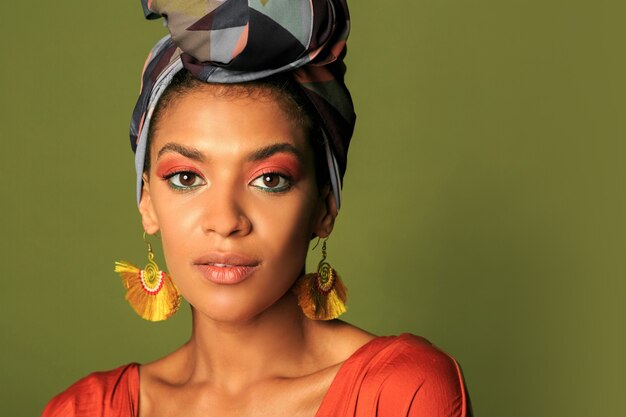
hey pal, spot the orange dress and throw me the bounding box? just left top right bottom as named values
left=42, top=334, right=472, bottom=417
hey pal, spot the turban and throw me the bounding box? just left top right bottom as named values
left=130, top=0, right=356, bottom=209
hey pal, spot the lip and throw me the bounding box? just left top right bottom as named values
left=193, top=252, right=260, bottom=285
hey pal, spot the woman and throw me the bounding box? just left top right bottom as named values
left=43, top=1, right=471, bottom=416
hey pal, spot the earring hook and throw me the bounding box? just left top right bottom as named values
left=311, top=236, right=330, bottom=253
left=142, top=231, right=154, bottom=258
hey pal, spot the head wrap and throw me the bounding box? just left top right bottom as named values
left=130, top=0, right=356, bottom=209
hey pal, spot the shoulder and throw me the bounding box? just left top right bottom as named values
left=42, top=363, right=139, bottom=417
left=348, top=334, right=472, bottom=417
left=367, top=334, right=464, bottom=382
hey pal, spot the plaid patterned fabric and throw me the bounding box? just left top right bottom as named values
left=130, top=0, right=355, bottom=209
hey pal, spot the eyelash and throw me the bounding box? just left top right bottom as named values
left=160, top=170, right=293, bottom=193
left=162, top=170, right=205, bottom=192
left=249, top=171, right=293, bottom=193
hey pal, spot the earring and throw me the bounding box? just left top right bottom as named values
left=114, top=232, right=181, bottom=322
left=294, top=238, right=347, bottom=320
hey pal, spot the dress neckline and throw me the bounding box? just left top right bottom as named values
left=130, top=334, right=408, bottom=417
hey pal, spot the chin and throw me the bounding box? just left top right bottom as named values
left=189, top=293, right=285, bottom=324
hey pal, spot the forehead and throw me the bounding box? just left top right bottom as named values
left=151, top=87, right=312, bottom=159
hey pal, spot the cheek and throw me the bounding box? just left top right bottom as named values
left=261, top=180, right=318, bottom=224
left=150, top=193, right=204, bottom=267
left=251, top=193, right=319, bottom=266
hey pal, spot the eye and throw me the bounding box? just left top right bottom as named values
left=250, top=172, right=292, bottom=193
left=164, top=171, right=206, bottom=191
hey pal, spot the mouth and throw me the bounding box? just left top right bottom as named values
left=193, top=253, right=260, bottom=285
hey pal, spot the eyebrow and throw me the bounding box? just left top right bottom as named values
left=155, top=142, right=304, bottom=163
left=247, top=143, right=304, bottom=163
left=156, top=143, right=205, bottom=162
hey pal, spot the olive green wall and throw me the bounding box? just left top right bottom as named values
left=1, top=1, right=624, bottom=416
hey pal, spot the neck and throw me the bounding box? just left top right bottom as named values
left=179, top=291, right=320, bottom=392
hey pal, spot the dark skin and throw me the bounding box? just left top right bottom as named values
left=137, top=85, right=374, bottom=417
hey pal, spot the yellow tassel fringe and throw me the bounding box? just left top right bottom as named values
left=294, top=268, right=347, bottom=320
left=114, top=260, right=181, bottom=322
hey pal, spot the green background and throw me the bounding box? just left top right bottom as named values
left=1, top=1, right=624, bottom=416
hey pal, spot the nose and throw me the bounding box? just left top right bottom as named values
left=200, top=182, right=252, bottom=238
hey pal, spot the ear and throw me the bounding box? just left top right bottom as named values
left=138, top=173, right=160, bottom=235
left=312, top=184, right=338, bottom=239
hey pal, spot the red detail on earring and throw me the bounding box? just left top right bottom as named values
left=314, top=273, right=335, bottom=295
left=140, top=270, right=164, bottom=295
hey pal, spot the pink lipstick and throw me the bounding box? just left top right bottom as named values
left=193, top=253, right=260, bottom=285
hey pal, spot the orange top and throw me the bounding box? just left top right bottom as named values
left=42, top=334, right=472, bottom=417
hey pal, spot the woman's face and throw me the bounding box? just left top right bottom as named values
left=139, top=87, right=334, bottom=323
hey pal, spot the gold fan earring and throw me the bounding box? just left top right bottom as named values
left=114, top=232, right=181, bottom=321
left=294, top=238, right=347, bottom=320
